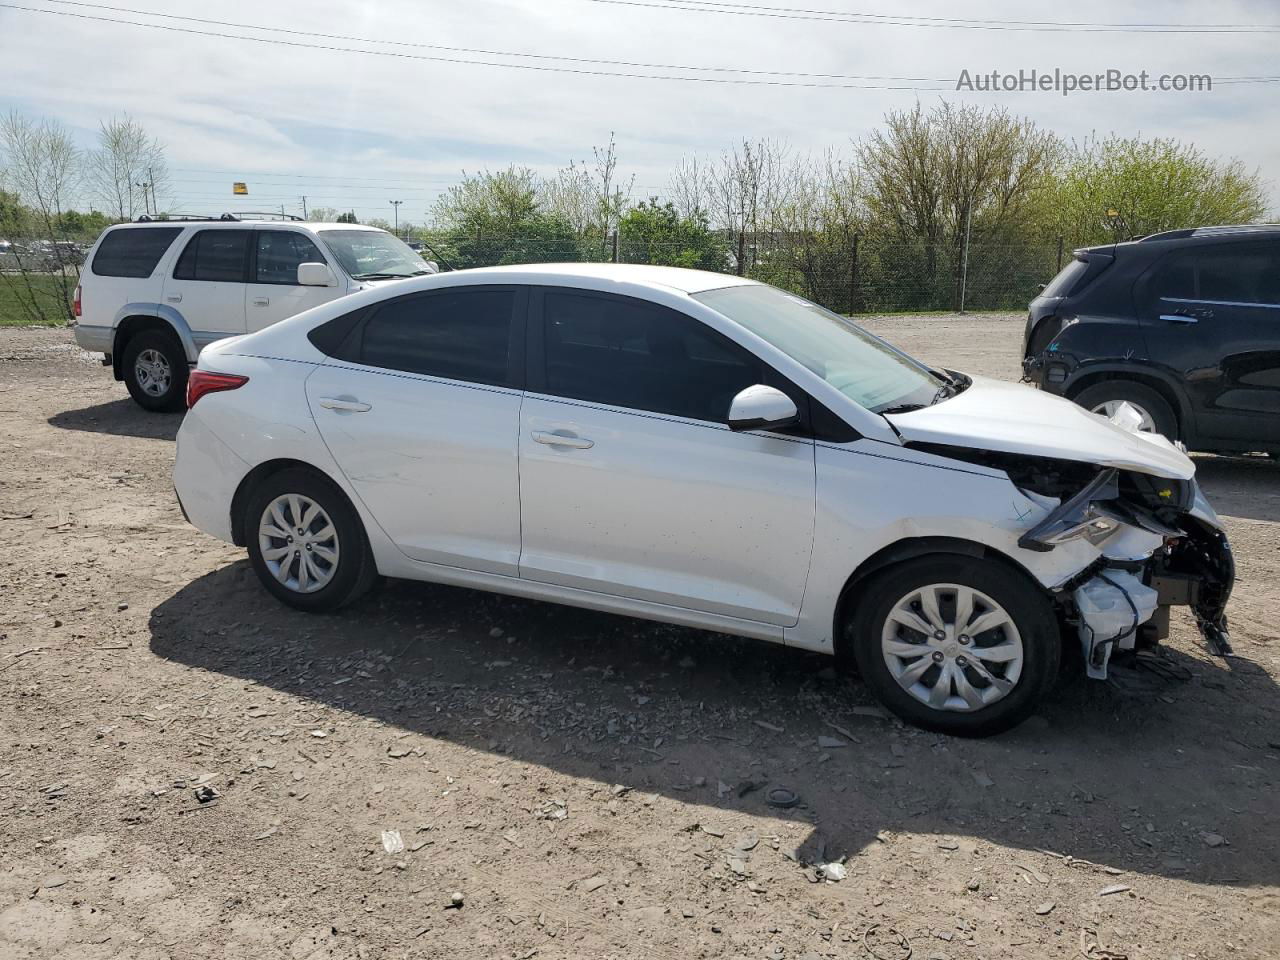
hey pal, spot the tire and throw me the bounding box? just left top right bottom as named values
left=122, top=329, right=188, bottom=412
left=1072, top=381, right=1177, bottom=441
left=244, top=467, right=378, bottom=613
left=846, top=557, right=1060, bottom=737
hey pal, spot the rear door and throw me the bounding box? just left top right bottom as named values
left=517, top=288, right=816, bottom=626
left=245, top=229, right=348, bottom=332
left=163, top=229, right=250, bottom=347
left=305, top=285, right=526, bottom=575
left=1140, top=241, right=1280, bottom=444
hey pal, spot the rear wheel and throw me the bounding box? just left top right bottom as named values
left=1073, top=381, right=1177, bottom=441
left=244, top=468, right=378, bottom=612
left=122, top=329, right=188, bottom=412
left=846, top=557, right=1060, bottom=737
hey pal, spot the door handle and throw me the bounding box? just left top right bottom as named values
left=252, top=296, right=270, bottom=306
left=1159, top=314, right=1199, bottom=324
left=318, top=397, right=372, bottom=413
left=532, top=430, right=593, bottom=449
left=166, top=293, right=182, bottom=303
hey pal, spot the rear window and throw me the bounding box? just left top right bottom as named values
left=1041, top=258, right=1090, bottom=298
left=90, top=227, right=182, bottom=278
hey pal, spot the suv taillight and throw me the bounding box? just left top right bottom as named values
left=187, top=370, right=248, bottom=409
left=73, top=284, right=81, bottom=318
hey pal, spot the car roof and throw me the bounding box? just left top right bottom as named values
left=457, top=262, right=760, bottom=295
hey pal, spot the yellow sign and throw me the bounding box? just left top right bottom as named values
left=233, top=182, right=248, bottom=196
left=1106, top=208, right=1119, bottom=217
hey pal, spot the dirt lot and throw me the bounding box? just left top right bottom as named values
left=2, top=316, right=1277, bottom=960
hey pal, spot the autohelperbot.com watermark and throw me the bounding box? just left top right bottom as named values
left=957, top=68, right=1212, bottom=96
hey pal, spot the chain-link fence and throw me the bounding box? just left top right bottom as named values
left=430, top=230, right=1072, bottom=315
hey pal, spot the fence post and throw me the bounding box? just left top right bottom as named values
left=848, top=232, right=860, bottom=316
left=1056, top=235, right=1064, bottom=272
left=611, top=230, right=619, bottom=263
left=958, top=207, right=973, bottom=314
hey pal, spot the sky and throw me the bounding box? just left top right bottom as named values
left=1, top=0, right=1277, bottom=222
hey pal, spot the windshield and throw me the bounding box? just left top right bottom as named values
left=316, top=230, right=433, bottom=280
left=694, top=284, right=946, bottom=414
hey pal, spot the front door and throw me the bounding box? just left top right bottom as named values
left=517, top=289, right=816, bottom=626
left=161, top=228, right=250, bottom=348
left=245, top=229, right=348, bottom=332
left=306, top=286, right=526, bottom=575
left=1141, top=241, right=1280, bottom=445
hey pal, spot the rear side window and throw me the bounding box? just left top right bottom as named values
left=1041, top=258, right=1089, bottom=298
left=255, top=231, right=325, bottom=284
left=1154, top=244, right=1280, bottom=305
left=359, top=289, right=516, bottom=386
left=541, top=291, right=762, bottom=422
left=172, top=230, right=250, bottom=282
left=90, top=227, right=182, bottom=278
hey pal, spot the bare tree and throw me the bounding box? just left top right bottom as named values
left=540, top=160, right=597, bottom=236
left=0, top=110, right=81, bottom=322
left=85, top=114, right=170, bottom=220
left=667, top=155, right=712, bottom=220
left=710, top=139, right=790, bottom=275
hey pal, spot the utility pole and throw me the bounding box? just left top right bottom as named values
left=147, top=166, right=156, bottom=216
left=300, top=196, right=308, bottom=219
left=134, top=180, right=151, bottom=217
left=390, top=200, right=403, bottom=237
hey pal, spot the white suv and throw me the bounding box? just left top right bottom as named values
left=72, top=216, right=436, bottom=410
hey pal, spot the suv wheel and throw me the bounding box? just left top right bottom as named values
left=244, top=468, right=378, bottom=613
left=1073, top=382, right=1177, bottom=440
left=846, top=557, right=1060, bottom=737
left=122, top=329, right=188, bottom=412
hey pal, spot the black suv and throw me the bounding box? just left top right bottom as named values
left=1023, top=225, right=1280, bottom=454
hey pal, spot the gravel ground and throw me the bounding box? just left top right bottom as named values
left=1, top=317, right=1278, bottom=960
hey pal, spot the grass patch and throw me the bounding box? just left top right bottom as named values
left=0, top=274, right=74, bottom=326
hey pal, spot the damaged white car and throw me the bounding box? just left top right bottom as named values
left=172, top=265, right=1234, bottom=737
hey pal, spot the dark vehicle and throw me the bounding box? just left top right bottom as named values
left=1023, top=224, right=1280, bottom=455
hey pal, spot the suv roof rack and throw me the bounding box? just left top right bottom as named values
left=133, top=212, right=306, bottom=224
left=1139, top=223, right=1280, bottom=242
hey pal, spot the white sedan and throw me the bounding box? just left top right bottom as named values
left=173, top=264, right=1234, bottom=736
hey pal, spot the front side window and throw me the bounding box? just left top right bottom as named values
left=91, top=227, right=181, bottom=278
left=541, top=291, right=762, bottom=422
left=694, top=284, right=944, bottom=414
left=172, top=230, right=250, bottom=282
left=316, top=229, right=433, bottom=280
left=359, top=289, right=515, bottom=386
left=255, top=231, right=325, bottom=284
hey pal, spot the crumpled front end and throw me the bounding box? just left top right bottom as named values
left=1018, top=464, right=1235, bottom=678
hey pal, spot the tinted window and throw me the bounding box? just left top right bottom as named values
left=90, top=227, right=181, bottom=278
left=1155, top=245, right=1280, bottom=305
left=542, top=292, right=762, bottom=422
left=172, top=230, right=250, bottom=282
left=1041, top=258, right=1089, bottom=298
left=256, top=231, right=325, bottom=284
left=360, top=289, right=514, bottom=386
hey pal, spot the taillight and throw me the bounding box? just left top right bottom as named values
left=186, top=370, right=248, bottom=409
left=73, top=284, right=82, bottom=318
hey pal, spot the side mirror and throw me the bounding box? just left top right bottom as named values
left=298, top=262, right=337, bottom=287
left=727, top=384, right=799, bottom=432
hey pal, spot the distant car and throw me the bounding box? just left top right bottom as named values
left=72, top=217, right=437, bottom=411
left=173, top=263, right=1233, bottom=737
left=1023, top=224, right=1280, bottom=455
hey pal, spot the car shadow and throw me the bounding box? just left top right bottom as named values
left=149, top=561, right=1280, bottom=889
left=48, top=398, right=182, bottom=440
left=1192, top=453, right=1280, bottom=525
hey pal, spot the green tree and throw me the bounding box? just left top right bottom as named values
left=1042, top=134, right=1268, bottom=245
left=336, top=211, right=358, bottom=223
left=432, top=166, right=579, bottom=267
left=618, top=199, right=726, bottom=270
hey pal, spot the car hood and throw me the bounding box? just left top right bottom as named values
left=885, top=375, right=1195, bottom=480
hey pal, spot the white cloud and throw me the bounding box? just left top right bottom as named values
left=1, top=0, right=1276, bottom=216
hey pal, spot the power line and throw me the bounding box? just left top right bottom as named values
left=0, top=3, right=943, bottom=89
left=585, top=0, right=1280, bottom=33
left=35, top=0, right=948, bottom=83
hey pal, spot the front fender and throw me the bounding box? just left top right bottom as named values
left=112, top=302, right=199, bottom=363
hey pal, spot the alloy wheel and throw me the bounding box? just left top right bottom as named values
left=257, top=494, right=341, bottom=594
left=1090, top=399, right=1156, bottom=433
left=134, top=348, right=172, bottom=397
left=880, top=583, right=1024, bottom=713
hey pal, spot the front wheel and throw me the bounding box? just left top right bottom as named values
left=847, top=557, right=1060, bottom=737
left=244, top=468, right=378, bottom=612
